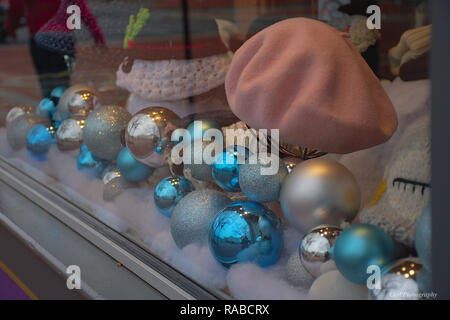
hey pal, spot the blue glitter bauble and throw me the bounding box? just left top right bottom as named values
left=77, top=144, right=109, bottom=177
left=37, top=98, right=58, bottom=119
left=209, top=201, right=283, bottom=268
left=154, top=176, right=195, bottom=217
left=212, top=146, right=250, bottom=192
left=26, top=124, right=55, bottom=155
left=117, top=147, right=154, bottom=182
left=332, top=224, right=395, bottom=285
left=50, top=86, right=66, bottom=100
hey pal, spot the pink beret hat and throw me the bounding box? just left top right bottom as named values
left=225, top=18, right=397, bottom=154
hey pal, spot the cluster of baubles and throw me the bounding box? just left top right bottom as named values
left=4, top=84, right=432, bottom=300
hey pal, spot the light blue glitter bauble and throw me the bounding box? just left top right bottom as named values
left=186, top=119, right=221, bottom=144
left=83, top=105, right=131, bottom=161
left=36, top=98, right=57, bottom=119
left=209, top=201, right=283, bottom=268
left=332, top=224, right=395, bottom=285
left=415, top=205, right=431, bottom=271
left=212, top=146, right=250, bottom=192
left=26, top=124, right=55, bottom=155
left=171, top=189, right=231, bottom=248
left=154, top=176, right=195, bottom=217
left=77, top=144, right=109, bottom=177
left=117, top=147, right=154, bottom=182
left=239, top=156, right=288, bottom=203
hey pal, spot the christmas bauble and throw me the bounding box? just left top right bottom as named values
left=280, top=158, right=360, bottom=233
left=36, top=98, right=57, bottom=119
left=103, top=176, right=129, bottom=202
left=209, top=201, right=283, bottom=267
left=77, top=144, right=109, bottom=177
left=212, top=146, right=250, bottom=192
left=415, top=205, right=431, bottom=271
left=56, top=115, right=85, bottom=151
left=184, top=139, right=218, bottom=181
left=83, top=105, right=131, bottom=160
left=125, top=106, right=180, bottom=167
left=6, top=105, right=34, bottom=126
left=117, top=147, right=154, bottom=182
left=154, top=175, right=195, bottom=217
left=371, top=258, right=425, bottom=300
left=300, top=225, right=342, bottom=277
left=26, top=123, right=56, bottom=155
left=308, top=270, right=369, bottom=300
left=286, top=251, right=315, bottom=289
left=239, top=155, right=288, bottom=203
left=49, top=86, right=66, bottom=102
left=171, top=189, right=231, bottom=248
left=186, top=119, right=222, bottom=144
left=333, top=224, right=395, bottom=285
left=58, top=84, right=101, bottom=118
left=7, top=114, right=49, bottom=150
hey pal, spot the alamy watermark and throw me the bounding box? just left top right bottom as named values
left=170, top=121, right=280, bottom=175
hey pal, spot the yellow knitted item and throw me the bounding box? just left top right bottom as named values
left=388, top=25, right=431, bottom=76
left=369, top=179, right=387, bottom=207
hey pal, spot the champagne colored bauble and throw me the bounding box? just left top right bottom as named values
left=7, top=114, right=49, bottom=150
left=280, top=158, right=360, bottom=233
left=125, top=107, right=180, bottom=168
left=186, top=119, right=222, bottom=144
left=58, top=84, right=101, bottom=118
left=6, top=105, right=34, bottom=126
left=170, top=189, right=231, bottom=249
left=333, top=224, right=395, bottom=285
left=56, top=115, right=86, bottom=151
left=154, top=175, right=195, bottom=217
left=371, top=258, right=425, bottom=300
left=300, top=225, right=342, bottom=278
left=83, top=105, right=131, bottom=161
left=209, top=201, right=283, bottom=267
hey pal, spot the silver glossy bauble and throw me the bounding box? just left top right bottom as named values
left=280, top=158, right=360, bottom=233
left=300, top=225, right=342, bottom=277
left=83, top=105, right=131, bottom=160
left=6, top=114, right=49, bottom=150
left=58, top=84, right=101, bottom=118
left=56, top=115, right=86, bottom=151
left=372, top=258, right=425, bottom=300
left=125, top=107, right=180, bottom=168
left=103, top=176, right=129, bottom=202
left=170, top=189, right=231, bottom=248
left=6, top=105, right=34, bottom=126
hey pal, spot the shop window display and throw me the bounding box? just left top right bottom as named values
left=0, top=0, right=433, bottom=300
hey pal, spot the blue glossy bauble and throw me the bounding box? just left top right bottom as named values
left=117, top=147, right=154, bottom=182
left=154, top=176, right=195, bottom=217
left=37, top=98, right=57, bottom=119
left=26, top=124, right=55, bottom=155
left=332, top=224, right=395, bottom=285
left=186, top=119, right=221, bottom=144
left=415, top=205, right=431, bottom=271
left=50, top=86, right=66, bottom=101
left=212, top=146, right=250, bottom=192
left=209, top=201, right=283, bottom=268
left=77, top=144, right=109, bottom=177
